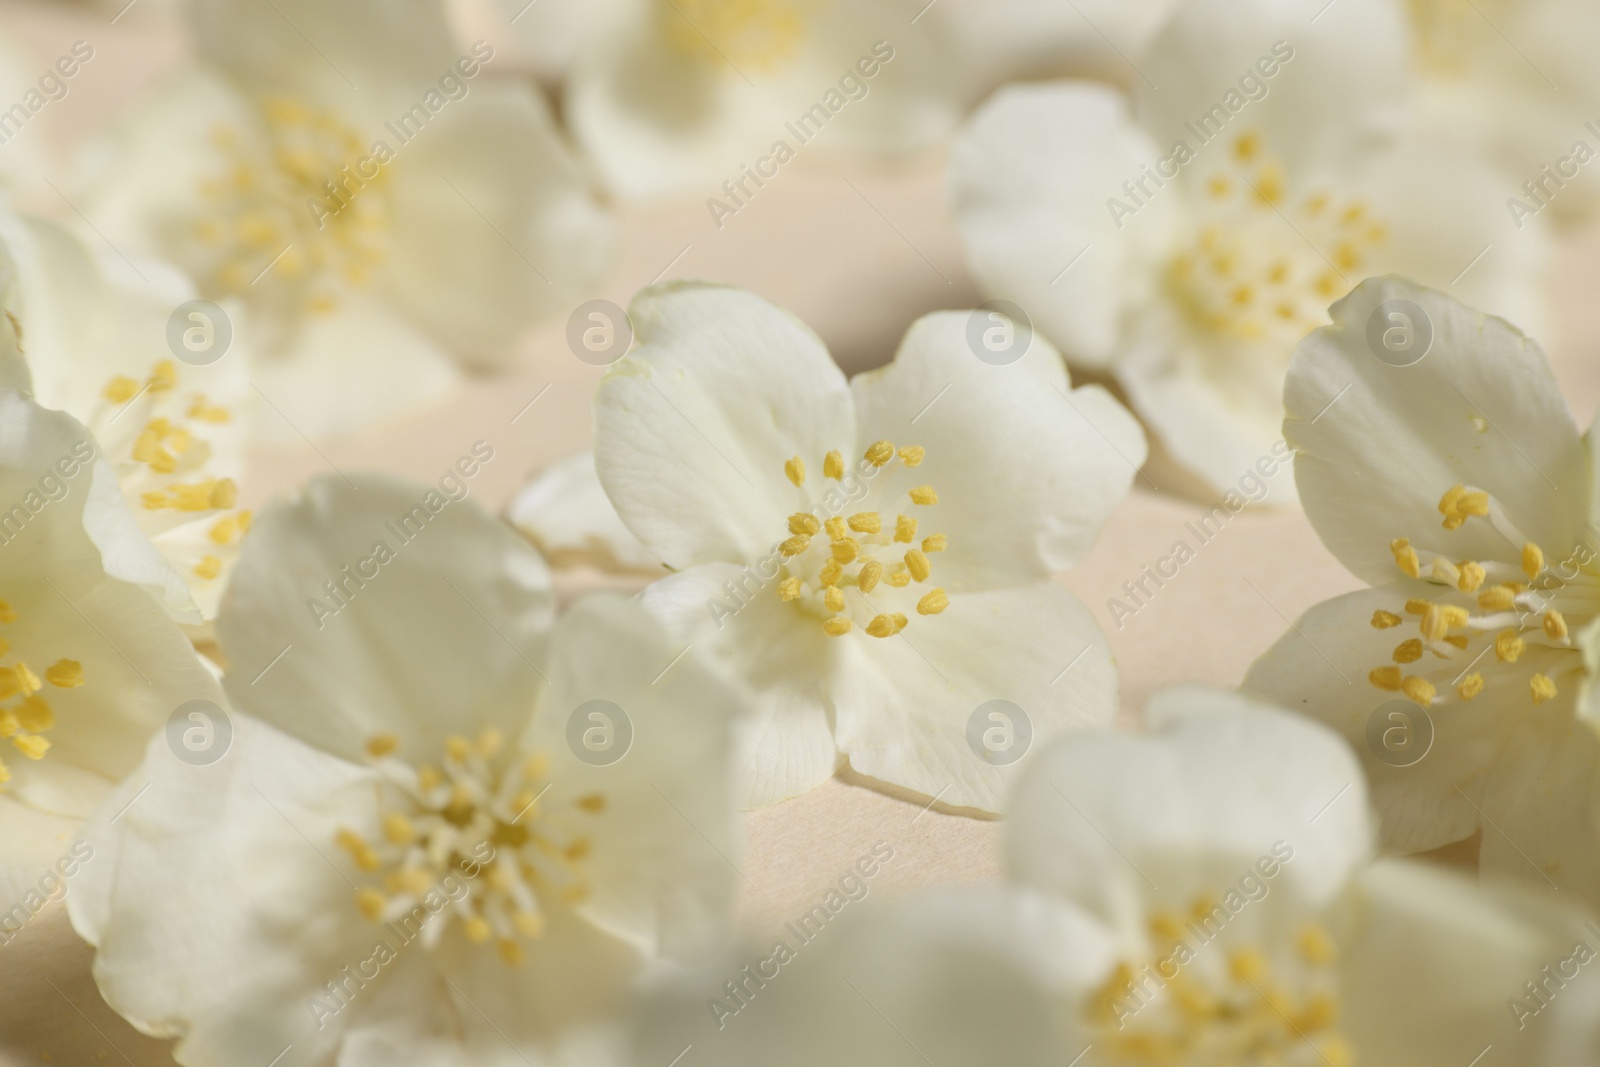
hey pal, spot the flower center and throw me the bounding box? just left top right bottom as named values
left=0, top=599, right=86, bottom=786
left=97, top=361, right=251, bottom=586
left=336, top=730, right=605, bottom=966
left=773, top=440, right=948, bottom=637
left=659, top=0, right=821, bottom=71
left=1088, top=899, right=1350, bottom=1067
left=1366, top=484, right=1595, bottom=709
left=1167, top=131, right=1387, bottom=355
left=195, top=97, right=391, bottom=312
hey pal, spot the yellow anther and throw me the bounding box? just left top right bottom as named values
left=1459, top=492, right=1489, bottom=517
left=1443, top=634, right=1469, bottom=649
left=1370, top=610, right=1403, bottom=629
left=194, top=555, right=223, bottom=580
left=1478, top=586, right=1517, bottom=612
left=102, top=375, right=140, bottom=403
left=1235, top=130, right=1260, bottom=160
left=823, top=450, right=844, bottom=479
left=1456, top=561, right=1486, bottom=592
left=1392, top=639, right=1423, bottom=664
left=1297, top=924, right=1337, bottom=966
left=1403, top=599, right=1430, bottom=615
left=1229, top=947, right=1269, bottom=982
left=864, top=440, right=895, bottom=467
left=498, top=939, right=525, bottom=966
left=788, top=513, right=821, bottom=536
left=917, top=588, right=948, bottom=616
left=477, top=728, right=503, bottom=758
left=823, top=617, right=852, bottom=636
left=779, top=534, right=811, bottom=557
left=1544, top=610, right=1569, bottom=641
left=44, top=660, right=84, bottom=689
left=464, top=916, right=492, bottom=944
left=1523, top=542, right=1545, bottom=579
left=894, top=515, right=917, bottom=543
left=784, top=456, right=805, bottom=486
left=921, top=533, right=947, bottom=553
left=777, top=577, right=802, bottom=601
left=445, top=735, right=472, bottom=763
left=418, top=765, right=443, bottom=791
left=1401, top=676, right=1435, bottom=707
left=831, top=538, right=860, bottom=564
left=819, top=559, right=843, bottom=586
left=824, top=586, right=845, bottom=612
left=576, top=793, right=606, bottom=813
left=514, top=911, right=545, bottom=937
left=897, top=445, right=925, bottom=467
left=1531, top=674, right=1558, bottom=704
left=0, top=599, right=14, bottom=623
left=366, top=733, right=399, bottom=758
left=824, top=516, right=846, bottom=540
left=1459, top=673, right=1485, bottom=700
left=858, top=560, right=882, bottom=593
left=908, top=486, right=939, bottom=505
left=866, top=614, right=896, bottom=638
left=848, top=512, right=881, bottom=534
left=1495, top=630, right=1525, bottom=662
left=12, top=733, right=48, bottom=759
left=564, top=838, right=592, bottom=861
left=1430, top=558, right=1460, bottom=585
left=382, top=813, right=415, bottom=845
left=1390, top=538, right=1420, bottom=578
left=1438, top=484, right=1465, bottom=517
left=904, top=550, right=931, bottom=583
left=1297, top=992, right=1339, bottom=1030
left=886, top=570, right=911, bottom=588
left=356, top=888, right=386, bottom=921
left=13, top=662, right=39, bottom=695
left=148, top=361, right=178, bottom=393
left=16, top=696, right=52, bottom=733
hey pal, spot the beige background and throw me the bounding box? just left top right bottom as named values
left=2, top=0, right=1599, bottom=1063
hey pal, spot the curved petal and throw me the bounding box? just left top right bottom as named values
left=833, top=582, right=1118, bottom=815
left=594, top=282, right=856, bottom=569
left=1286, top=277, right=1590, bottom=587
left=523, top=594, right=743, bottom=963
left=382, top=81, right=612, bottom=369
left=1006, top=689, right=1372, bottom=925
left=948, top=80, right=1182, bottom=367
left=851, top=310, right=1145, bottom=587
left=1342, top=861, right=1600, bottom=1065
left=506, top=451, right=663, bottom=575
left=217, top=473, right=553, bottom=766
left=638, top=562, right=839, bottom=810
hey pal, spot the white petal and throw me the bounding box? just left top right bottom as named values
left=948, top=81, right=1182, bottom=367
left=507, top=451, right=662, bottom=574
left=594, top=283, right=856, bottom=569
left=381, top=81, right=612, bottom=369
left=851, top=310, right=1144, bottom=587
left=638, top=562, right=839, bottom=810
left=524, top=594, right=743, bottom=963
left=834, top=582, right=1118, bottom=815
left=216, top=473, right=553, bottom=765
left=1007, top=689, right=1371, bottom=924
left=1286, top=277, right=1589, bottom=587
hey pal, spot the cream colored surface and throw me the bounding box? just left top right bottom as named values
left=1, top=1, right=1598, bottom=1063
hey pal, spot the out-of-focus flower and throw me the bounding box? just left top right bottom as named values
left=633, top=688, right=1600, bottom=1067
left=76, top=0, right=612, bottom=437
left=949, top=0, right=1547, bottom=496
left=506, top=0, right=1174, bottom=201
left=0, top=316, right=222, bottom=902
left=1246, top=276, right=1600, bottom=910
left=0, top=207, right=252, bottom=624
left=1406, top=0, right=1600, bottom=227
left=70, top=473, right=743, bottom=1067
left=591, top=281, right=1142, bottom=813
left=507, top=451, right=661, bottom=576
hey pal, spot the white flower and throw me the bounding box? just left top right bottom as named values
left=1244, top=275, right=1600, bottom=910
left=948, top=0, right=1548, bottom=497
left=69, top=473, right=744, bottom=1067
left=75, top=0, right=612, bottom=438
left=523, top=0, right=1160, bottom=201
left=507, top=451, right=662, bottom=576
left=591, top=281, right=1143, bottom=813
left=0, top=317, right=222, bottom=901
left=1406, top=0, right=1600, bottom=228
left=634, top=688, right=1600, bottom=1067
left=0, top=206, right=253, bottom=624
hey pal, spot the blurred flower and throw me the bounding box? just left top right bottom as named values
left=634, top=688, right=1600, bottom=1067
left=0, top=316, right=222, bottom=904
left=1407, top=0, right=1600, bottom=227
left=0, top=207, right=252, bottom=624
left=949, top=0, right=1547, bottom=497
left=75, top=0, right=612, bottom=438
left=1246, top=276, right=1600, bottom=911
left=590, top=282, right=1143, bottom=812
left=69, top=473, right=743, bottom=1067
left=516, top=0, right=1171, bottom=201
left=507, top=451, right=662, bottom=576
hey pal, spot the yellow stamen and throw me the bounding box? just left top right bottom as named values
left=784, top=456, right=805, bottom=486
left=1531, top=674, right=1558, bottom=704
left=1392, top=639, right=1423, bottom=664
left=825, top=516, right=846, bottom=541
left=822, top=617, right=852, bottom=636
left=366, top=733, right=398, bottom=758
left=1456, top=561, right=1486, bottom=592
left=916, top=588, right=948, bottom=615
left=1459, top=673, right=1484, bottom=700
left=897, top=445, right=925, bottom=467
left=1523, top=542, right=1544, bottom=579
left=824, top=586, right=845, bottom=612
left=894, top=515, right=917, bottom=543
left=383, top=813, right=415, bottom=845
left=904, top=550, right=931, bottom=583
left=1478, top=586, right=1517, bottom=612
left=1495, top=630, right=1525, bottom=662
left=847, top=512, right=881, bottom=534
left=858, top=561, right=882, bottom=593
left=908, top=485, right=939, bottom=505
left=864, top=440, right=895, bottom=467
left=1370, top=610, right=1402, bottom=629
left=823, top=450, right=844, bottom=479
left=777, top=577, right=802, bottom=601
left=921, top=533, right=947, bottom=553
left=1545, top=610, right=1569, bottom=641
left=1297, top=924, right=1337, bottom=966
left=1368, top=667, right=1401, bottom=691
left=779, top=534, right=811, bottom=557
left=831, top=538, right=860, bottom=564
left=1401, top=676, right=1435, bottom=707
left=1390, top=538, right=1420, bottom=578
left=788, top=513, right=821, bottom=536
left=356, top=888, right=386, bottom=920
left=12, top=734, right=48, bottom=760
left=44, top=660, right=84, bottom=689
